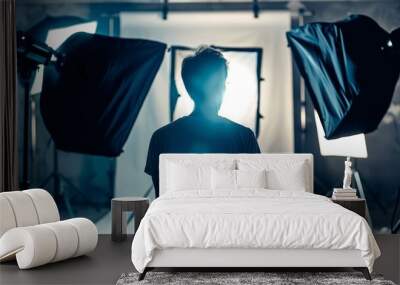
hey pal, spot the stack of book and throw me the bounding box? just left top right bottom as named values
left=332, top=188, right=358, bottom=200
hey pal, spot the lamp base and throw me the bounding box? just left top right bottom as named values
left=332, top=187, right=358, bottom=200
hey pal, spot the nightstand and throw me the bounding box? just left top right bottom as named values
left=111, top=197, right=149, bottom=242
left=331, top=198, right=366, bottom=219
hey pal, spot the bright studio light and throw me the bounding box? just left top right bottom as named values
left=173, top=50, right=259, bottom=132
left=314, top=111, right=368, bottom=158
left=219, top=52, right=258, bottom=127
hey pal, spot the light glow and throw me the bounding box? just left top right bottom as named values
left=315, top=111, right=368, bottom=158
left=173, top=49, right=259, bottom=132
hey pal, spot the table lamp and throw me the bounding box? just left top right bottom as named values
left=314, top=111, right=371, bottom=223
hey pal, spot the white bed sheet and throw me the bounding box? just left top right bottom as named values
left=131, top=190, right=380, bottom=273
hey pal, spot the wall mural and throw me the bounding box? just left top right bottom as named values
left=15, top=2, right=400, bottom=233
left=301, top=2, right=400, bottom=233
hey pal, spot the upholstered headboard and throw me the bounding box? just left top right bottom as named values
left=159, top=153, right=314, bottom=196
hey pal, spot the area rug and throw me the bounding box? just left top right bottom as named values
left=116, top=271, right=395, bottom=285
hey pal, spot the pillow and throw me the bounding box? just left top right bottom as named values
left=266, top=164, right=307, bottom=191
left=167, top=162, right=211, bottom=191
left=166, top=159, right=235, bottom=192
left=211, top=169, right=268, bottom=190
left=237, top=169, right=267, bottom=189
left=211, top=168, right=236, bottom=190
left=237, top=159, right=309, bottom=191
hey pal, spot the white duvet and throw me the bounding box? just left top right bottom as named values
left=131, top=190, right=380, bottom=273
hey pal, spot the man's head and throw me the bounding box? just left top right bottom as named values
left=181, top=46, right=228, bottom=115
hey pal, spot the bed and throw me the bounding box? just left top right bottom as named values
left=131, top=154, right=380, bottom=280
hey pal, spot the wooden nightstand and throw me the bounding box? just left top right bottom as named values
left=331, top=198, right=366, bottom=219
left=111, top=197, right=149, bottom=242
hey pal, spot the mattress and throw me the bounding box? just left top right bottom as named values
left=131, top=189, right=380, bottom=273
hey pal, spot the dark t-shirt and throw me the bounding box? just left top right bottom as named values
left=145, top=114, right=261, bottom=197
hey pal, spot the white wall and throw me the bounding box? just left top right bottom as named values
left=116, top=11, right=293, bottom=199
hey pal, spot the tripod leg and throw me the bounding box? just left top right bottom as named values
left=61, top=174, right=91, bottom=201
left=40, top=173, right=55, bottom=189
left=353, top=170, right=372, bottom=225
left=63, top=191, right=75, bottom=218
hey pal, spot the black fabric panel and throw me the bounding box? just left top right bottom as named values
left=0, top=0, right=19, bottom=191
left=41, top=32, right=166, bottom=156
left=287, top=15, right=400, bottom=139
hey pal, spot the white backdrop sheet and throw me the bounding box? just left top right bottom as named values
left=116, top=11, right=292, bottom=199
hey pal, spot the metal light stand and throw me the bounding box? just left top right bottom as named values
left=17, top=31, right=56, bottom=189
left=20, top=75, right=33, bottom=189
left=40, top=146, right=77, bottom=217
left=17, top=32, right=86, bottom=218
left=40, top=144, right=93, bottom=218
left=351, top=158, right=372, bottom=226
left=391, top=187, right=400, bottom=233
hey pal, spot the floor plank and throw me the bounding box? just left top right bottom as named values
left=0, top=235, right=134, bottom=285
left=374, top=234, right=400, bottom=284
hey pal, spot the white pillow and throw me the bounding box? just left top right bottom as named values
left=167, top=163, right=211, bottom=191
left=266, top=165, right=307, bottom=191
left=211, top=168, right=236, bottom=190
left=166, top=159, right=235, bottom=192
left=211, top=169, right=267, bottom=190
left=237, top=159, right=308, bottom=191
left=237, top=169, right=267, bottom=189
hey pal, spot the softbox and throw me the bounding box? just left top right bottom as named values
left=287, top=15, right=400, bottom=139
left=41, top=32, right=166, bottom=156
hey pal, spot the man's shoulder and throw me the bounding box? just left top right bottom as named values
left=152, top=117, right=188, bottom=137
left=218, top=117, right=253, bottom=135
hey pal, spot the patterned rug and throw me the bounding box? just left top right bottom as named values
left=116, top=271, right=395, bottom=285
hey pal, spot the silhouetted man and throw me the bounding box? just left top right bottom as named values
left=145, top=47, right=261, bottom=197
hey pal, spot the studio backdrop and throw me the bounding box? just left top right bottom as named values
left=114, top=11, right=292, bottom=201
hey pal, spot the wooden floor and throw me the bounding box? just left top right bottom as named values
left=0, top=235, right=134, bottom=285
left=1, top=234, right=398, bottom=285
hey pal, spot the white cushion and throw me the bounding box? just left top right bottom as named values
left=167, top=163, right=211, bottom=191
left=42, top=221, right=79, bottom=262
left=237, top=169, right=267, bottom=189
left=65, top=218, right=98, bottom=257
left=0, top=189, right=97, bottom=269
left=0, top=189, right=60, bottom=236
left=266, top=164, right=307, bottom=191
left=0, top=226, right=57, bottom=269
left=0, top=218, right=97, bottom=269
left=0, top=196, right=17, bottom=237
left=160, top=154, right=313, bottom=195
left=167, top=160, right=235, bottom=192
left=211, top=169, right=268, bottom=190
left=211, top=169, right=236, bottom=190
left=237, top=159, right=309, bottom=191
left=0, top=191, right=39, bottom=227
left=23, top=189, right=60, bottom=224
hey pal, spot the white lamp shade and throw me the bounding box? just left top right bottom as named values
left=314, top=111, right=368, bottom=158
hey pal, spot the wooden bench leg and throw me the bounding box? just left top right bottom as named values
left=354, top=267, right=371, bottom=280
